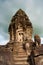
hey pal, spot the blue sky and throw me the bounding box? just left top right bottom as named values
left=0, top=0, right=43, bottom=45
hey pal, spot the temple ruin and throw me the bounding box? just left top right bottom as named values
left=0, top=9, right=43, bottom=65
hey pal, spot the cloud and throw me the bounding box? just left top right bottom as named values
left=41, top=38, right=43, bottom=44
left=0, top=34, right=9, bottom=45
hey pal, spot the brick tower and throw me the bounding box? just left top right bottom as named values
left=0, top=9, right=43, bottom=65
left=8, top=9, right=33, bottom=65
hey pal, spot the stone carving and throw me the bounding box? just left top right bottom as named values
left=34, top=34, right=41, bottom=47
left=0, top=9, right=43, bottom=65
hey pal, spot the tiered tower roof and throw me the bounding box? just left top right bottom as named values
left=8, top=9, right=33, bottom=33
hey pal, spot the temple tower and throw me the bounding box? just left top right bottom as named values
left=8, top=9, right=33, bottom=42
left=8, top=9, right=33, bottom=65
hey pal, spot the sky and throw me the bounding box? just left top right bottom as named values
left=0, top=0, right=43, bottom=45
